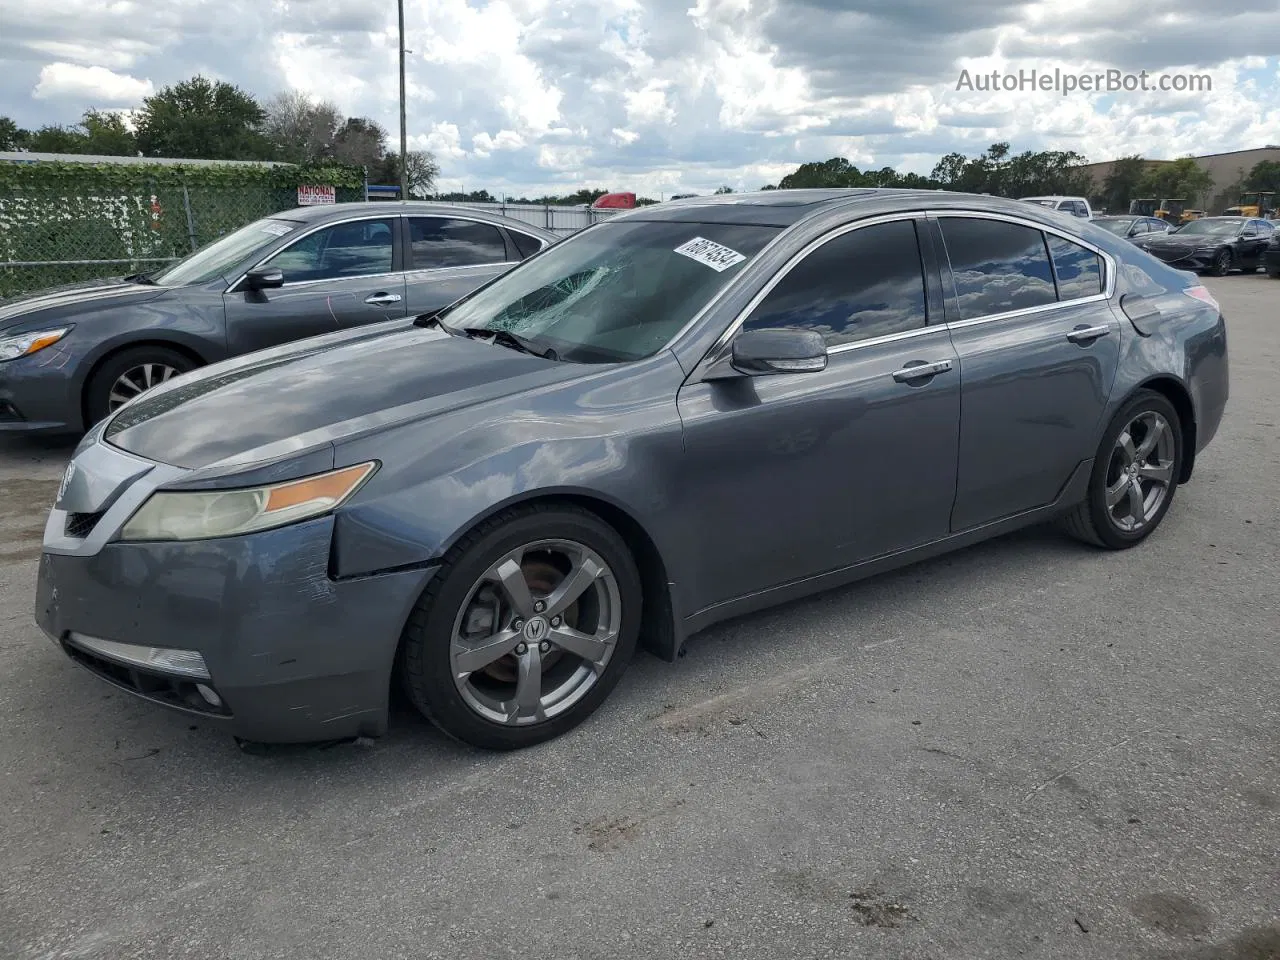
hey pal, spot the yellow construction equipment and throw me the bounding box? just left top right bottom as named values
left=1223, top=191, right=1275, bottom=217
left=1155, top=198, right=1186, bottom=222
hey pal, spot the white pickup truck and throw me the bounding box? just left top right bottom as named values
left=1020, top=195, right=1094, bottom=219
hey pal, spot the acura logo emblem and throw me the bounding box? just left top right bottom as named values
left=523, top=617, right=550, bottom=642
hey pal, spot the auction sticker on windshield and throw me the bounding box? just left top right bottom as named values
left=674, top=236, right=747, bottom=272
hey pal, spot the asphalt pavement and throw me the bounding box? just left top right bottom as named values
left=1, top=275, right=1277, bottom=960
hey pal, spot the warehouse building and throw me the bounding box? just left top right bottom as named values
left=1079, top=146, right=1280, bottom=214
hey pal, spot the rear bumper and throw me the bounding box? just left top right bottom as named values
left=35, top=516, right=436, bottom=742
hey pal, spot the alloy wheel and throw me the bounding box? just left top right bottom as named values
left=107, top=363, right=182, bottom=412
left=449, top=538, right=622, bottom=726
left=1104, top=411, right=1175, bottom=533
left=1213, top=250, right=1231, bottom=276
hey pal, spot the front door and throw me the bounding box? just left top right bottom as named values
left=932, top=214, right=1122, bottom=531
left=223, top=216, right=406, bottom=356
left=402, top=216, right=516, bottom=317
left=676, top=217, right=961, bottom=609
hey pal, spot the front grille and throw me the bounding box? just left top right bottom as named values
left=65, top=511, right=105, bottom=539
left=64, top=642, right=231, bottom=716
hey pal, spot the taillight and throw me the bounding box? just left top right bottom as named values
left=1184, top=284, right=1219, bottom=311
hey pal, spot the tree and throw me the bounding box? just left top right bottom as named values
left=0, top=116, right=27, bottom=151
left=1245, top=160, right=1280, bottom=194
left=263, top=91, right=341, bottom=163
left=1100, top=155, right=1148, bottom=212
left=374, top=150, right=439, bottom=196
left=330, top=117, right=388, bottom=169
left=134, top=75, right=269, bottom=159
left=1139, top=157, right=1213, bottom=205
left=80, top=109, right=136, bottom=155
left=714, top=185, right=734, bottom=194
left=25, top=125, right=87, bottom=153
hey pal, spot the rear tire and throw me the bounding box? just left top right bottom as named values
left=1058, top=389, right=1183, bottom=550
left=398, top=504, right=642, bottom=750
left=84, top=345, right=197, bottom=427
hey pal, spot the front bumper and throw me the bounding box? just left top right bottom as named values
left=0, top=348, right=82, bottom=433
left=1144, top=247, right=1220, bottom=270
left=34, top=441, right=436, bottom=742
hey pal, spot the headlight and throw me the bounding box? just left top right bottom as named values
left=0, top=327, right=71, bottom=362
left=119, top=461, right=377, bottom=541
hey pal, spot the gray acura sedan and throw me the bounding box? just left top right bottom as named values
left=0, top=202, right=554, bottom=432
left=35, top=189, right=1229, bottom=750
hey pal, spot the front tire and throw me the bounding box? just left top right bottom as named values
left=1210, top=249, right=1232, bottom=277
left=398, top=504, right=642, bottom=750
left=84, top=345, right=197, bottom=427
left=1059, top=389, right=1183, bottom=550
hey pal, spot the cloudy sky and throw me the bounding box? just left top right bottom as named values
left=2, top=0, right=1279, bottom=196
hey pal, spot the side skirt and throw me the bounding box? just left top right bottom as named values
left=676, top=458, right=1093, bottom=644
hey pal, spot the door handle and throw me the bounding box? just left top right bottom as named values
left=365, top=292, right=403, bottom=306
left=1066, top=324, right=1111, bottom=344
left=892, top=359, right=953, bottom=383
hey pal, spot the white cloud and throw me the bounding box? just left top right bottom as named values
left=0, top=0, right=1278, bottom=196
left=31, top=63, right=154, bottom=103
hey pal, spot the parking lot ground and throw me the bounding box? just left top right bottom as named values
left=1, top=275, right=1277, bottom=960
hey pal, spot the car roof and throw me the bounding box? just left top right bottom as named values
left=269, top=201, right=557, bottom=237
left=608, top=188, right=1099, bottom=228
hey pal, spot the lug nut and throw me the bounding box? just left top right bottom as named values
left=512, top=619, right=524, bottom=630
left=534, top=600, right=546, bottom=613
left=539, top=640, right=551, bottom=653
left=550, top=616, right=562, bottom=627
left=515, top=642, right=528, bottom=655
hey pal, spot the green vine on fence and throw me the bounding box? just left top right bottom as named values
left=0, top=160, right=366, bottom=191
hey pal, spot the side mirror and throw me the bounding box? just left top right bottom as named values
left=728, top=328, right=828, bottom=376
left=244, top=268, right=284, bottom=291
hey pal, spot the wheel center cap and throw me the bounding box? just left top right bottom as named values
left=523, top=616, right=550, bottom=642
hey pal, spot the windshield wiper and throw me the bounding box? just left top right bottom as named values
left=124, top=271, right=156, bottom=285
left=461, top=327, right=560, bottom=361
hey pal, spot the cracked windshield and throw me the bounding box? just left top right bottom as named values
left=438, top=220, right=781, bottom=362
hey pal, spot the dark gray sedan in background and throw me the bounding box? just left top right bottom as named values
left=0, top=202, right=554, bottom=432
left=35, top=189, right=1228, bottom=750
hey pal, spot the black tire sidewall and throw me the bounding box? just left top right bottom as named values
left=404, top=508, right=642, bottom=750
left=1214, top=250, right=1232, bottom=276
left=84, top=346, right=196, bottom=427
left=1084, top=390, right=1183, bottom=549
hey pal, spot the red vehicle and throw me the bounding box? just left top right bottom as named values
left=591, top=192, right=636, bottom=210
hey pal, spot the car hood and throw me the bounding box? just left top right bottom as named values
left=0, top=276, right=170, bottom=329
left=103, top=323, right=585, bottom=471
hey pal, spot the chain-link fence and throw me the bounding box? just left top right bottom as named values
left=0, top=181, right=363, bottom=299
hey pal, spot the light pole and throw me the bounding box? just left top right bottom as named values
left=397, top=0, right=408, bottom=200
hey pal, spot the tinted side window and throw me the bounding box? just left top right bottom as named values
left=940, top=218, right=1057, bottom=319
left=1046, top=235, right=1103, bottom=300
left=409, top=218, right=506, bottom=268
left=510, top=230, right=545, bottom=259
left=1129, top=220, right=1147, bottom=235
left=262, top=219, right=394, bottom=282
left=742, top=219, right=926, bottom=347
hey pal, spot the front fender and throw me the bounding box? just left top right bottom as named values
left=327, top=352, right=691, bottom=608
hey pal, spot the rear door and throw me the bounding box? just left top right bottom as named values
left=676, top=216, right=961, bottom=606
left=402, top=216, right=517, bottom=316
left=222, top=216, right=406, bottom=356
left=935, top=213, right=1120, bottom=531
